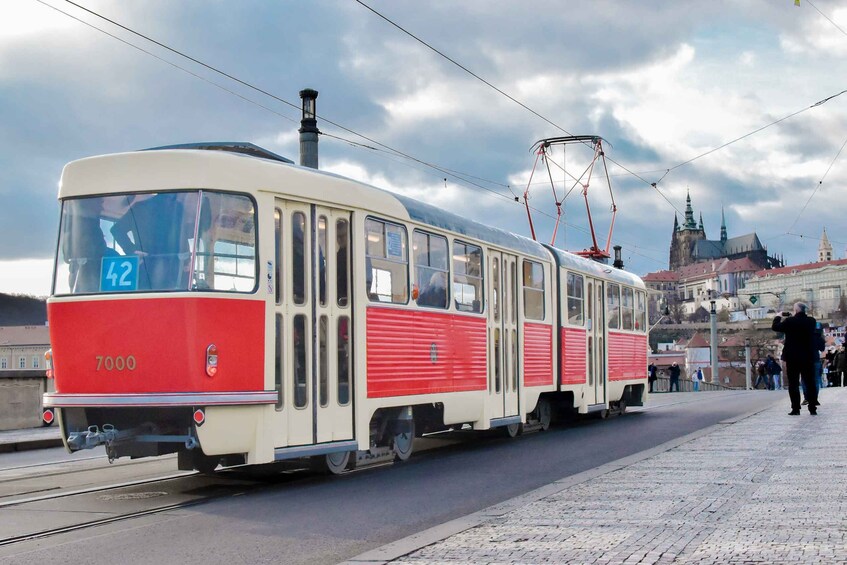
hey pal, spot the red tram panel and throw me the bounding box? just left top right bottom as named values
left=560, top=327, right=588, bottom=385
left=607, top=331, right=648, bottom=381
left=366, top=308, right=487, bottom=398
left=523, top=322, right=553, bottom=387
left=48, top=297, right=265, bottom=394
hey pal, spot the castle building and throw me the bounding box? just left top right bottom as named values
left=668, top=191, right=782, bottom=271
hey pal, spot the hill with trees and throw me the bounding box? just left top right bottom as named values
left=0, top=293, right=47, bottom=326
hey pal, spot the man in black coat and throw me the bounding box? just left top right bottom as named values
left=772, top=302, right=819, bottom=415
left=668, top=362, right=681, bottom=392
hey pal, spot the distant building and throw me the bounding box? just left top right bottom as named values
left=0, top=325, right=51, bottom=430
left=743, top=257, right=847, bottom=319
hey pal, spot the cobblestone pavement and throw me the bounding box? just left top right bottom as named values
left=393, top=389, right=847, bottom=565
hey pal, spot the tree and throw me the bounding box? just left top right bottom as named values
left=717, top=306, right=730, bottom=323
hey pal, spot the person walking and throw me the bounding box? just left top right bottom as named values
left=832, top=344, right=847, bottom=388
left=693, top=368, right=703, bottom=391
left=772, top=302, right=820, bottom=416
left=669, top=362, right=681, bottom=392
left=648, top=362, right=658, bottom=393
left=754, top=360, right=769, bottom=390
left=766, top=355, right=782, bottom=390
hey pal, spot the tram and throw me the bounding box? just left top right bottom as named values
left=44, top=143, right=648, bottom=473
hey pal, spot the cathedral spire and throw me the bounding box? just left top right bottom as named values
left=683, top=189, right=697, bottom=229
left=698, top=212, right=704, bottom=231
left=673, top=212, right=679, bottom=232
left=720, top=207, right=727, bottom=243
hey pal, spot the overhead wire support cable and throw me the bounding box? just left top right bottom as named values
left=45, top=0, right=533, bottom=216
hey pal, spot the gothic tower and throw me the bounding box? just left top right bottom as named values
left=668, top=190, right=707, bottom=270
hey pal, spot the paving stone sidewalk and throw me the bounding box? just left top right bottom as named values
left=394, top=389, right=847, bottom=565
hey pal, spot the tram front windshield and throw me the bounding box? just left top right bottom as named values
left=54, top=191, right=257, bottom=295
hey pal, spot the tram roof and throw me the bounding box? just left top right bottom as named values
left=543, top=245, right=645, bottom=288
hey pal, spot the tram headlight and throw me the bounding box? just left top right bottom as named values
left=206, top=344, right=218, bottom=377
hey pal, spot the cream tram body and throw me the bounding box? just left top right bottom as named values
left=45, top=146, right=648, bottom=471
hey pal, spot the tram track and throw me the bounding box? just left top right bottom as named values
left=0, top=395, right=734, bottom=551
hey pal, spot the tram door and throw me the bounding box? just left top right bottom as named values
left=585, top=278, right=607, bottom=406
left=277, top=201, right=354, bottom=447
left=488, top=251, right=519, bottom=420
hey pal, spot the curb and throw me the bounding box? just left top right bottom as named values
left=0, top=437, right=64, bottom=454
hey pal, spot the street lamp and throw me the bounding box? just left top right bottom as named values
left=744, top=337, right=751, bottom=390
left=710, top=293, right=719, bottom=384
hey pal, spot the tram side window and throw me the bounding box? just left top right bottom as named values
left=523, top=260, right=545, bottom=321
left=567, top=272, right=584, bottom=326
left=274, top=208, right=282, bottom=305
left=197, top=193, right=257, bottom=292
left=453, top=241, right=483, bottom=313
left=293, top=314, right=308, bottom=408
left=636, top=290, right=646, bottom=332
left=413, top=230, right=449, bottom=309
left=365, top=218, right=408, bottom=303
left=292, top=212, right=307, bottom=305
left=336, top=219, right=350, bottom=307
left=622, top=287, right=634, bottom=330
left=607, top=283, right=621, bottom=330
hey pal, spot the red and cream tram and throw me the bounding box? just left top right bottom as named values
left=44, top=143, right=648, bottom=473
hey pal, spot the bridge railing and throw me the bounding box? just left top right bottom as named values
left=650, top=377, right=735, bottom=393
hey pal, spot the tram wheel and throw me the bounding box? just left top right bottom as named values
left=310, top=451, right=352, bottom=475
left=194, top=455, right=221, bottom=475
left=537, top=398, right=552, bottom=431
left=504, top=422, right=522, bottom=438
left=393, top=419, right=415, bottom=462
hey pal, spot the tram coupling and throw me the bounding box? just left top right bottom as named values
left=67, top=424, right=133, bottom=451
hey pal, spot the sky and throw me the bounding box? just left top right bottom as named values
left=1, top=0, right=846, bottom=296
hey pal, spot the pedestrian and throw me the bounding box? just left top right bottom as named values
left=766, top=355, right=782, bottom=390
left=814, top=323, right=825, bottom=392
left=669, top=362, right=681, bottom=392
left=693, top=367, right=703, bottom=391
left=772, top=302, right=821, bottom=415
left=648, top=362, right=657, bottom=393
left=833, top=344, right=847, bottom=388
left=754, top=360, right=769, bottom=390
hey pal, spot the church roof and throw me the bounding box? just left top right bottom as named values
left=693, top=232, right=764, bottom=261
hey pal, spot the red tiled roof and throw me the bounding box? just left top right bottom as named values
left=754, top=258, right=847, bottom=278
left=643, top=270, right=679, bottom=282
left=687, top=332, right=710, bottom=348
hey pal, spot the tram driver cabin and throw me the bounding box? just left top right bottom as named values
left=44, top=143, right=648, bottom=473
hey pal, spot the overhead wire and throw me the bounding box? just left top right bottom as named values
left=353, top=0, right=683, bottom=216
left=44, top=0, right=536, bottom=216
left=787, top=133, right=847, bottom=233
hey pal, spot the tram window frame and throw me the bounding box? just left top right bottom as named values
left=293, top=314, right=308, bottom=409
left=292, top=211, right=308, bottom=305
left=453, top=241, right=484, bottom=313
left=635, top=290, right=646, bottom=332
left=336, top=218, right=350, bottom=308
left=274, top=313, right=283, bottom=410
left=337, top=316, right=351, bottom=406
left=413, top=230, right=449, bottom=310
left=607, top=283, right=621, bottom=330
left=274, top=208, right=282, bottom=305
left=567, top=272, right=585, bottom=326
left=365, top=217, right=409, bottom=304
left=522, top=260, right=545, bottom=321
left=622, top=287, right=634, bottom=331
left=318, top=215, right=328, bottom=307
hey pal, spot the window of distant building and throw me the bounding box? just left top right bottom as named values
left=0, top=358, right=6, bottom=370
left=18, top=357, right=26, bottom=369
left=32, top=356, right=40, bottom=369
